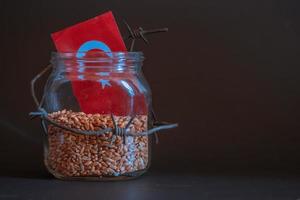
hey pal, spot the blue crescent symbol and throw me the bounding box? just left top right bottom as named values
left=76, top=40, right=112, bottom=89
left=76, top=40, right=112, bottom=58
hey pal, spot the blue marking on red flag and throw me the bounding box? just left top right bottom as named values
left=76, top=40, right=113, bottom=89
left=76, top=40, right=111, bottom=58
left=99, top=79, right=111, bottom=89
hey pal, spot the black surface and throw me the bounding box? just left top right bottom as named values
left=1, top=172, right=300, bottom=200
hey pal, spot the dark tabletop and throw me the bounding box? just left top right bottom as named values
left=1, top=171, right=300, bottom=200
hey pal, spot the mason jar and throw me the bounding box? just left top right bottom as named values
left=42, top=52, right=152, bottom=180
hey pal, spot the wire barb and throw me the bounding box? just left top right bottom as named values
left=124, top=20, right=168, bottom=51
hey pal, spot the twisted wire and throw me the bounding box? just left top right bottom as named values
left=124, top=21, right=168, bottom=51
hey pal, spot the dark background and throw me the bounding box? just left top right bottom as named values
left=0, top=0, right=300, bottom=177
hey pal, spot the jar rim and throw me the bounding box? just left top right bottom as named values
left=51, top=51, right=144, bottom=61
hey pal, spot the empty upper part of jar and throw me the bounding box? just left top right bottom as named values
left=43, top=51, right=151, bottom=116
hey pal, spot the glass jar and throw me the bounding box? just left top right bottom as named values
left=42, top=52, right=152, bottom=180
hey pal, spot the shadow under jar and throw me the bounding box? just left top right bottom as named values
left=42, top=52, right=152, bottom=181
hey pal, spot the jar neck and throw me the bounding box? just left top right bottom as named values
left=51, top=52, right=144, bottom=74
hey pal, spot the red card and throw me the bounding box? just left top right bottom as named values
left=51, top=11, right=126, bottom=52
left=51, top=11, right=147, bottom=115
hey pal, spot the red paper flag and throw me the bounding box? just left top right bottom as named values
left=51, top=11, right=147, bottom=115
left=51, top=11, right=126, bottom=52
